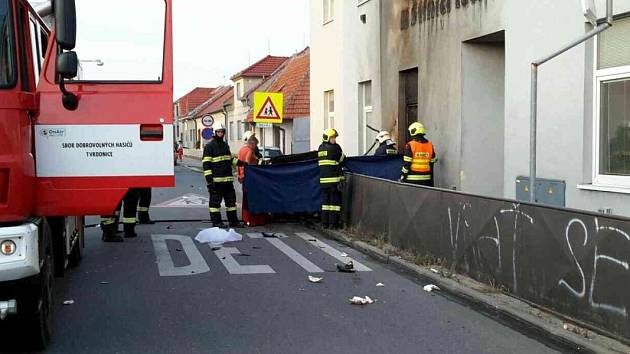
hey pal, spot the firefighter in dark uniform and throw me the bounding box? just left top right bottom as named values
left=203, top=122, right=244, bottom=228
left=401, top=122, right=438, bottom=186
left=318, top=129, right=346, bottom=229
left=374, top=131, right=397, bottom=156
left=100, top=188, right=140, bottom=242
left=137, top=187, right=154, bottom=224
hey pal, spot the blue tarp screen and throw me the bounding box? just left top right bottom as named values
left=244, top=154, right=403, bottom=214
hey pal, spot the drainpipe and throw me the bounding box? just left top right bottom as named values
left=529, top=0, right=613, bottom=203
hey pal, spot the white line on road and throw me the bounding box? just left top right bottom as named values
left=295, top=233, right=372, bottom=272
left=265, top=238, right=324, bottom=273
left=152, top=234, right=210, bottom=277
left=213, top=247, right=276, bottom=274
left=246, top=232, right=288, bottom=239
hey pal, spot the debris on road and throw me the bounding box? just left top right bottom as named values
left=262, top=232, right=278, bottom=238
left=63, top=300, right=75, bottom=305
left=423, top=284, right=440, bottom=292
left=350, top=296, right=374, bottom=305
left=376, top=283, right=385, bottom=287
left=340, top=252, right=349, bottom=257
left=195, top=227, right=242, bottom=245
left=563, top=323, right=589, bottom=338
left=253, top=246, right=262, bottom=249
left=336, top=261, right=356, bottom=273
left=308, top=276, right=323, bottom=283
left=211, top=247, right=221, bottom=251
left=430, top=268, right=439, bottom=274
left=100, top=281, right=110, bottom=285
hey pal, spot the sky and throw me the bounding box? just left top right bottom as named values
left=172, top=0, right=310, bottom=99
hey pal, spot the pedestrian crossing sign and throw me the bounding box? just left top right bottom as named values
left=254, top=92, right=283, bottom=124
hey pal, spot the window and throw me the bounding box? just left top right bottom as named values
left=237, top=120, right=243, bottom=140
left=0, top=0, right=15, bottom=88
left=72, top=0, right=165, bottom=81
left=229, top=122, right=235, bottom=141
left=323, top=0, right=334, bottom=23
left=28, top=15, right=47, bottom=86
left=236, top=82, right=243, bottom=99
left=359, top=81, right=373, bottom=154
left=594, top=17, right=630, bottom=187
left=324, top=90, right=335, bottom=129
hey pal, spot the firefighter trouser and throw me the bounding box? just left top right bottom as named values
left=208, top=182, right=238, bottom=224
left=320, top=185, right=342, bottom=227
left=137, top=187, right=152, bottom=219
left=100, top=190, right=140, bottom=234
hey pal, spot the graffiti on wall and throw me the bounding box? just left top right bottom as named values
left=400, top=0, right=485, bottom=30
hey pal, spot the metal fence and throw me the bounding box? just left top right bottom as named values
left=344, top=173, right=630, bottom=342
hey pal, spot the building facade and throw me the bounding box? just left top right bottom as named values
left=310, top=0, right=630, bottom=216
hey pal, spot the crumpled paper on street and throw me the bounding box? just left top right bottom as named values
left=195, top=228, right=243, bottom=245
left=423, top=284, right=440, bottom=292
left=350, top=296, right=374, bottom=305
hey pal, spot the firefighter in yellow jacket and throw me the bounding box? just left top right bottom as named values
left=318, top=129, right=345, bottom=229
left=401, top=122, right=437, bottom=186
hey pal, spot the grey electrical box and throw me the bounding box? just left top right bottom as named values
left=516, top=176, right=566, bottom=207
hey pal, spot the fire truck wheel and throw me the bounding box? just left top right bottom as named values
left=25, top=221, right=54, bottom=350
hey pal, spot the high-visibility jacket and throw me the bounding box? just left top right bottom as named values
left=237, top=145, right=258, bottom=182
left=203, top=138, right=239, bottom=184
left=401, top=138, right=437, bottom=182
left=318, top=142, right=345, bottom=185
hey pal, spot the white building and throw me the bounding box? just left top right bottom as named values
left=310, top=0, right=630, bottom=216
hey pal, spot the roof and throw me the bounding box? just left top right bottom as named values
left=246, top=48, right=310, bottom=121
left=174, top=87, right=216, bottom=117
left=184, top=86, right=234, bottom=120
left=230, top=55, right=289, bottom=81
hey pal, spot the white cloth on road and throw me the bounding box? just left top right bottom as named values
left=195, top=228, right=243, bottom=245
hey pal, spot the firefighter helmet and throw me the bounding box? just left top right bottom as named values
left=243, top=131, right=255, bottom=142
left=408, top=122, right=425, bottom=136
left=212, top=122, right=226, bottom=132
left=376, top=131, right=391, bottom=144
left=322, top=128, right=339, bottom=143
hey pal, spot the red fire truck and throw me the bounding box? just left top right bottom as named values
left=0, top=0, right=173, bottom=348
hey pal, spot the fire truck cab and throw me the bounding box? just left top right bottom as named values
left=0, top=0, right=174, bottom=348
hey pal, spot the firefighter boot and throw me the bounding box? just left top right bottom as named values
left=124, top=223, right=138, bottom=238
left=102, top=224, right=123, bottom=243
left=137, top=211, right=155, bottom=224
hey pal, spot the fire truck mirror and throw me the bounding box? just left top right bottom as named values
left=56, top=52, right=78, bottom=79
left=54, top=0, right=77, bottom=50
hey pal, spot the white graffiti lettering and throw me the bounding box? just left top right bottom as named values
left=558, top=219, right=588, bottom=298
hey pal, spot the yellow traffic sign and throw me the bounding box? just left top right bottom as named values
left=253, top=92, right=283, bottom=124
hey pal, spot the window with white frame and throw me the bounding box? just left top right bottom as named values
left=323, top=0, right=334, bottom=23
left=236, top=82, right=243, bottom=99
left=324, top=90, right=335, bottom=130
left=229, top=121, right=235, bottom=141
left=237, top=120, right=243, bottom=140
left=358, top=81, right=373, bottom=154
left=595, top=17, right=630, bottom=187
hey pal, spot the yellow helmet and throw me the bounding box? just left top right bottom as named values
left=408, top=122, right=425, bottom=136
left=322, top=128, right=339, bottom=142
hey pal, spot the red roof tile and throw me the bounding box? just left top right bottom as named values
left=230, top=55, right=289, bottom=80
left=198, top=87, right=234, bottom=116
left=246, top=48, right=310, bottom=121
left=175, top=87, right=216, bottom=116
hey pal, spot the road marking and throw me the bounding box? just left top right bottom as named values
left=265, top=238, right=324, bottom=273
left=295, top=233, right=372, bottom=271
left=152, top=234, right=210, bottom=277
left=213, top=247, right=275, bottom=274
left=153, top=193, right=209, bottom=208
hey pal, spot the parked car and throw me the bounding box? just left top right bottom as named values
left=260, top=147, right=283, bottom=164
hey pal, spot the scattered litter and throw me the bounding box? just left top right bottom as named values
left=211, top=247, right=221, bottom=251
left=262, top=232, right=277, bottom=238
left=349, top=296, right=374, bottom=305
left=95, top=224, right=101, bottom=228
left=376, top=283, right=385, bottom=287
left=430, top=268, right=439, bottom=274
left=299, top=288, right=305, bottom=291
left=166, top=225, right=173, bottom=230
left=423, top=284, right=440, bottom=292
left=100, top=281, right=109, bottom=285
left=63, top=300, right=75, bottom=305
left=195, top=227, right=242, bottom=245
left=564, top=323, right=589, bottom=338
left=308, top=239, right=317, bottom=242
left=221, top=257, right=226, bottom=260
left=175, top=248, right=182, bottom=252
left=238, top=253, right=251, bottom=257
left=308, top=276, right=323, bottom=283
left=253, top=246, right=262, bottom=249
left=340, top=252, right=349, bottom=257
left=337, top=261, right=356, bottom=273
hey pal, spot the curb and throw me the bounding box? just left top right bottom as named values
left=311, top=225, right=630, bottom=354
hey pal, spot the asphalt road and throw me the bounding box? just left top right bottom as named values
left=21, top=166, right=570, bottom=353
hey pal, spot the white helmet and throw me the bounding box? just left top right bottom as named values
left=243, top=131, right=255, bottom=142
left=376, top=131, right=391, bottom=144
left=212, top=122, right=226, bottom=131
